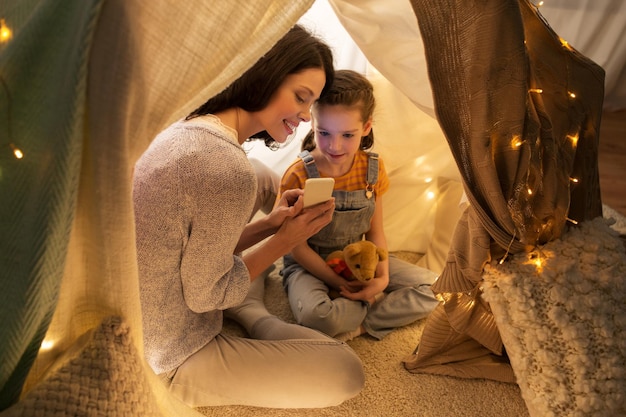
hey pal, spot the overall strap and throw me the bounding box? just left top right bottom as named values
left=365, top=152, right=379, bottom=198
left=298, top=150, right=321, bottom=178
left=366, top=152, right=379, bottom=185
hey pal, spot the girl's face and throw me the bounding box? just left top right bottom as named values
left=257, top=68, right=326, bottom=143
left=312, top=104, right=372, bottom=171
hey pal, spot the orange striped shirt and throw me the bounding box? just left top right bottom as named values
left=279, top=150, right=389, bottom=197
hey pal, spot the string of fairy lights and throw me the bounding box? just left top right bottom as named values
left=1, top=17, right=24, bottom=160
left=495, top=0, right=585, bottom=272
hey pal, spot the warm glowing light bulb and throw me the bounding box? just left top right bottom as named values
left=40, top=339, right=54, bottom=351
left=529, top=88, right=543, bottom=94
left=569, top=177, right=579, bottom=183
left=559, top=38, right=573, bottom=51
left=527, top=188, right=533, bottom=195
left=426, top=191, right=435, bottom=200
left=527, top=252, right=544, bottom=273
left=511, top=136, right=523, bottom=148
left=0, top=19, right=12, bottom=43
left=424, top=177, right=433, bottom=184
left=568, top=91, right=576, bottom=99
left=9, top=143, right=23, bottom=159
left=567, top=133, right=579, bottom=147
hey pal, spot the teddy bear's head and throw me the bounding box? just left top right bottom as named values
left=326, top=240, right=388, bottom=282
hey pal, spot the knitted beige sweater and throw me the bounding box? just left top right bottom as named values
left=133, top=117, right=255, bottom=373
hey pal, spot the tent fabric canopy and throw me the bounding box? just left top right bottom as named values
left=0, top=0, right=617, bottom=414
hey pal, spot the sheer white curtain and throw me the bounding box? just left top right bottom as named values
left=330, top=0, right=626, bottom=112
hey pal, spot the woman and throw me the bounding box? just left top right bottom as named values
left=133, top=25, right=364, bottom=408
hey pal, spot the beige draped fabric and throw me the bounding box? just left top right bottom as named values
left=403, top=0, right=604, bottom=380
left=1, top=0, right=313, bottom=414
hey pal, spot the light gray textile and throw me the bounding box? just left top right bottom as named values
left=285, top=256, right=438, bottom=339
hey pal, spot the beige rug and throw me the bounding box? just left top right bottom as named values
left=196, top=252, right=529, bottom=417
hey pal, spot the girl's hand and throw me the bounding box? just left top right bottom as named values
left=339, top=275, right=388, bottom=304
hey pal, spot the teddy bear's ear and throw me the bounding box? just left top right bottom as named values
left=343, top=243, right=360, bottom=258
left=377, top=247, right=388, bottom=261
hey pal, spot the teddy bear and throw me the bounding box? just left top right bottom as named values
left=325, top=240, right=388, bottom=299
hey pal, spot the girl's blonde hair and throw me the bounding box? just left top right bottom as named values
left=301, top=69, right=375, bottom=152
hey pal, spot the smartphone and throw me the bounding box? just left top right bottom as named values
left=303, top=178, right=335, bottom=208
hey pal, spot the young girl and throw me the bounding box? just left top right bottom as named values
left=279, top=70, right=439, bottom=341
left=134, top=26, right=364, bottom=408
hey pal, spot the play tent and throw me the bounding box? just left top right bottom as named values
left=1, top=0, right=625, bottom=415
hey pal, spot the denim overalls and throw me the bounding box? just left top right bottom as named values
left=287, top=150, right=378, bottom=262
left=282, top=151, right=439, bottom=339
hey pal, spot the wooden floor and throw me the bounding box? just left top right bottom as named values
left=599, top=109, right=626, bottom=217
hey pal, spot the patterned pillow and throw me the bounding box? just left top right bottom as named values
left=2, top=316, right=163, bottom=417
left=482, top=217, right=626, bottom=416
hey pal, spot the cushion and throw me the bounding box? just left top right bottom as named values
left=2, top=316, right=163, bottom=417
left=481, top=217, right=626, bottom=417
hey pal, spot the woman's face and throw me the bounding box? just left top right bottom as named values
left=312, top=104, right=372, bottom=171
left=257, top=68, right=326, bottom=143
